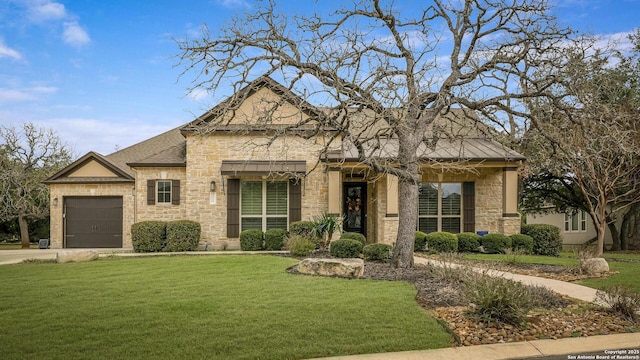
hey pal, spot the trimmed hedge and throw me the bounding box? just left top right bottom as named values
left=164, top=220, right=201, bottom=252
left=425, top=232, right=458, bottom=253
left=457, top=232, right=481, bottom=253
left=510, top=234, right=534, bottom=254
left=363, top=243, right=393, bottom=261
left=521, top=224, right=562, bottom=256
left=340, top=232, right=366, bottom=246
left=289, top=221, right=316, bottom=238
left=481, top=234, right=511, bottom=254
left=287, top=235, right=316, bottom=256
left=265, top=228, right=288, bottom=251
left=240, top=229, right=264, bottom=251
left=415, top=231, right=428, bottom=252
left=330, top=239, right=363, bottom=258
left=131, top=221, right=166, bottom=253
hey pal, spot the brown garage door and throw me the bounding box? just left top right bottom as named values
left=64, top=197, right=123, bottom=248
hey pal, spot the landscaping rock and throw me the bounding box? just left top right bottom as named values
left=581, top=258, right=609, bottom=275
left=57, top=250, right=99, bottom=263
left=297, top=258, right=364, bottom=278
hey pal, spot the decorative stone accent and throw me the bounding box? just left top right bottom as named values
left=297, top=258, right=364, bottom=278
left=580, top=258, right=609, bottom=275
left=57, top=250, right=99, bottom=263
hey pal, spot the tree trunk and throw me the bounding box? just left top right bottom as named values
left=18, top=213, right=30, bottom=249
left=620, top=209, right=630, bottom=251
left=607, top=219, right=621, bottom=251
left=391, top=126, right=421, bottom=269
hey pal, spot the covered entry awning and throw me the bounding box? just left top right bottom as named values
left=220, top=160, right=307, bottom=176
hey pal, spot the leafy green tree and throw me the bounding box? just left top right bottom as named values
left=0, top=123, right=73, bottom=248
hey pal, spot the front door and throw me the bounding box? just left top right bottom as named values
left=343, top=182, right=366, bottom=235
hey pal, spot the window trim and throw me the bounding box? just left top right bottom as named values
left=564, top=210, right=587, bottom=233
left=418, top=182, right=463, bottom=233
left=156, top=180, right=172, bottom=204
left=240, top=180, right=289, bottom=232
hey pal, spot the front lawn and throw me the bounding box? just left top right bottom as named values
left=0, top=255, right=451, bottom=360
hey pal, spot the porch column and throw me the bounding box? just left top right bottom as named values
left=502, top=167, right=519, bottom=217
left=386, top=174, right=398, bottom=217
left=328, top=170, right=341, bottom=215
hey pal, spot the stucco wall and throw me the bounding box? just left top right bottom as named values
left=49, top=183, right=135, bottom=249
left=526, top=212, right=612, bottom=247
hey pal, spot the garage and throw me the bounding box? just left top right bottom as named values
left=64, top=197, right=123, bottom=248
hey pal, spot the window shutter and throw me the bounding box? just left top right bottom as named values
left=171, top=180, right=180, bottom=205
left=147, top=180, right=156, bottom=205
left=289, top=179, right=301, bottom=224
left=227, top=179, right=240, bottom=238
left=463, top=182, right=475, bottom=233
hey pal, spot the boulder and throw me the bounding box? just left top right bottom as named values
left=57, top=250, right=99, bottom=263
left=581, top=257, right=609, bottom=275
left=297, top=258, right=364, bottom=278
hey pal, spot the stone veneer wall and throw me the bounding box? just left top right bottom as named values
left=134, top=167, right=187, bottom=222
left=48, top=183, right=135, bottom=249
left=378, top=166, right=522, bottom=245
left=185, top=134, right=330, bottom=248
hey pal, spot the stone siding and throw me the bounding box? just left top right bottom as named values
left=134, top=167, right=187, bottom=222
left=185, top=134, right=330, bottom=247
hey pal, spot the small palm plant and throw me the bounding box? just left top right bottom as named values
left=312, top=212, right=341, bottom=250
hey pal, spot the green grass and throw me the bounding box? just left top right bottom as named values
left=462, top=253, right=580, bottom=267
left=578, top=261, right=640, bottom=294
left=0, top=243, right=39, bottom=250
left=0, top=255, right=451, bottom=360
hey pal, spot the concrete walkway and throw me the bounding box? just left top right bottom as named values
left=414, top=256, right=600, bottom=303
left=2, top=249, right=638, bottom=359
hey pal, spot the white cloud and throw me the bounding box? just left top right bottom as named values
left=0, top=39, right=22, bottom=60
left=218, top=0, right=251, bottom=9
left=62, top=21, right=91, bottom=47
left=26, top=0, right=67, bottom=22
left=0, top=86, right=57, bottom=103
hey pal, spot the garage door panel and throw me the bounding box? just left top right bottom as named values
left=64, top=197, right=123, bottom=248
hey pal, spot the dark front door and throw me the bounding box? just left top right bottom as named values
left=343, top=182, right=366, bottom=235
left=64, top=197, right=123, bottom=248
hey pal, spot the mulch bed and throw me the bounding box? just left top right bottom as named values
left=287, top=254, right=638, bottom=346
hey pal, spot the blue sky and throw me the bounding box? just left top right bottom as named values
left=1, top=0, right=638, bottom=156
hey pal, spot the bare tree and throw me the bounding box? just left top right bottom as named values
left=522, top=32, right=640, bottom=256
left=0, top=123, right=73, bottom=248
left=177, top=0, right=573, bottom=267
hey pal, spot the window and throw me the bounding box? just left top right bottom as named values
left=418, top=183, right=462, bottom=233
left=241, top=181, right=288, bottom=231
left=157, top=180, right=172, bottom=203
left=564, top=210, right=587, bottom=232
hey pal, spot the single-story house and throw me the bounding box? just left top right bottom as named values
left=526, top=209, right=613, bottom=250
left=45, top=76, right=525, bottom=249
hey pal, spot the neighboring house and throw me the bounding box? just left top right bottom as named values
left=526, top=209, right=613, bottom=249
left=45, top=76, right=525, bottom=249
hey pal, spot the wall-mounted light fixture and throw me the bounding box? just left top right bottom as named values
left=53, top=197, right=59, bottom=206
left=210, top=180, right=217, bottom=192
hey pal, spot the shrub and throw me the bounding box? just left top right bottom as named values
left=240, top=229, right=264, bottom=251
left=425, top=232, right=458, bottom=253
left=521, top=224, right=562, bottom=256
left=595, top=286, right=640, bottom=322
left=415, top=231, right=428, bottom=252
left=131, top=221, right=166, bottom=252
left=363, top=243, right=393, bottom=261
left=289, top=221, right=321, bottom=248
left=510, top=234, right=534, bottom=254
left=164, top=220, right=201, bottom=252
left=481, top=234, right=511, bottom=254
left=340, top=232, right=366, bottom=246
left=457, top=232, right=481, bottom=253
left=330, top=239, right=363, bottom=258
left=264, top=228, right=288, bottom=251
left=463, top=273, right=532, bottom=325
left=287, top=235, right=316, bottom=256
left=312, top=212, right=341, bottom=250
